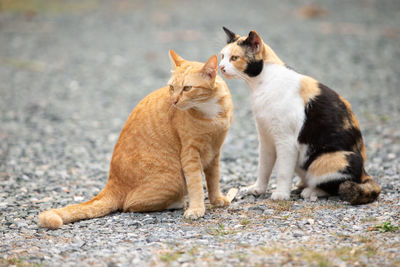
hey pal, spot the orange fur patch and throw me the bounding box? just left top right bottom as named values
left=340, top=96, right=361, bottom=130
left=300, top=76, right=320, bottom=106
left=308, top=151, right=351, bottom=177
left=231, top=51, right=248, bottom=72
left=339, top=95, right=366, bottom=161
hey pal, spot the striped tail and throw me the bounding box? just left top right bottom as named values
left=339, top=172, right=381, bottom=205
left=37, top=186, right=122, bottom=229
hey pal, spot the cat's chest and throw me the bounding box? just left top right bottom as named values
left=177, top=115, right=230, bottom=167
left=249, top=67, right=305, bottom=136
left=199, top=130, right=224, bottom=163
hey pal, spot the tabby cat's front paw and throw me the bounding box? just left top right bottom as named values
left=184, top=207, right=205, bottom=219
left=211, top=196, right=230, bottom=207
left=240, top=184, right=266, bottom=196
left=271, top=191, right=290, bottom=201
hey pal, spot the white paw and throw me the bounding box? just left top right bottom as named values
left=271, top=191, right=290, bottom=201
left=301, top=187, right=313, bottom=199
left=184, top=207, right=205, bottom=220
left=240, top=184, right=266, bottom=196
left=301, top=187, right=324, bottom=201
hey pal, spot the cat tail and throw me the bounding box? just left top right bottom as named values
left=37, top=184, right=122, bottom=229
left=338, top=171, right=381, bottom=205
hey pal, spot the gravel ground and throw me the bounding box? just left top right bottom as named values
left=1, top=0, right=400, bottom=266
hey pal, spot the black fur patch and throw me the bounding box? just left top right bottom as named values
left=298, top=83, right=363, bottom=170
left=340, top=153, right=364, bottom=183
left=236, top=39, right=247, bottom=47
left=244, top=60, right=263, bottom=77
left=317, top=179, right=348, bottom=195
left=222, top=27, right=239, bottom=44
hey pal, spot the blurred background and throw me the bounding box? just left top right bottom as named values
left=1, top=1, right=400, bottom=265
left=0, top=0, right=399, bottom=204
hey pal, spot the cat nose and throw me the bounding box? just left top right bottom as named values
left=219, top=65, right=226, bottom=73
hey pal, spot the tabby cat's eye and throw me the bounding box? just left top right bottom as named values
left=169, top=85, right=174, bottom=91
left=183, top=86, right=192, bottom=92
left=230, top=56, right=239, bottom=61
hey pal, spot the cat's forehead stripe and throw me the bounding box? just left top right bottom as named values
left=221, top=43, right=234, bottom=55
left=221, top=43, right=247, bottom=57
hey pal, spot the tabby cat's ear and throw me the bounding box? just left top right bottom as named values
left=243, top=30, right=263, bottom=54
left=222, top=26, right=239, bottom=44
left=169, top=49, right=184, bottom=69
left=201, top=55, right=218, bottom=80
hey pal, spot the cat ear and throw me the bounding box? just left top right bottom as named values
left=169, top=49, right=184, bottom=69
left=244, top=30, right=263, bottom=54
left=222, top=26, right=239, bottom=44
left=201, top=55, right=218, bottom=80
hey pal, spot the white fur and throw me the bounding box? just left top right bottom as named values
left=220, top=44, right=243, bottom=79
left=301, top=187, right=328, bottom=201
left=194, top=97, right=221, bottom=119
left=220, top=47, right=311, bottom=200
left=307, top=172, right=351, bottom=188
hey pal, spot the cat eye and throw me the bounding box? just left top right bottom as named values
left=221, top=54, right=224, bottom=59
left=230, top=56, right=239, bottom=61
left=183, top=86, right=192, bottom=92
left=169, top=85, right=174, bottom=91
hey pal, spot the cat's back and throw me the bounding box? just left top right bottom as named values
left=112, top=87, right=180, bottom=164
left=298, top=77, right=364, bottom=165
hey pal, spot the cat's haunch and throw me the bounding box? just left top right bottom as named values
left=38, top=50, right=233, bottom=229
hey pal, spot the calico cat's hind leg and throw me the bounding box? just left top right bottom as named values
left=302, top=151, right=380, bottom=204
left=302, top=151, right=357, bottom=202
left=300, top=187, right=329, bottom=201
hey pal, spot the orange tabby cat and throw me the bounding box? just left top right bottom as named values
left=38, top=50, right=233, bottom=229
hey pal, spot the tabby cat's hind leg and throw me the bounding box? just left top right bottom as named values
left=122, top=182, right=184, bottom=212
left=166, top=196, right=185, bottom=210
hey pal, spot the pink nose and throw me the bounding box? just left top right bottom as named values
left=219, top=65, right=226, bottom=73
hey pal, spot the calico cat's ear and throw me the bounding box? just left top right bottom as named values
left=243, top=30, right=263, bottom=54
left=222, top=26, right=239, bottom=44
left=201, top=55, right=218, bottom=80
left=169, top=49, right=184, bottom=69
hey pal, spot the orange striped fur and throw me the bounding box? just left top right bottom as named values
left=38, top=50, right=233, bottom=229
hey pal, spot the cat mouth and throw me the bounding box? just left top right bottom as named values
left=220, top=72, right=236, bottom=79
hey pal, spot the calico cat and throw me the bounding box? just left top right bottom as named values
left=219, top=27, right=380, bottom=204
left=38, top=50, right=233, bottom=229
